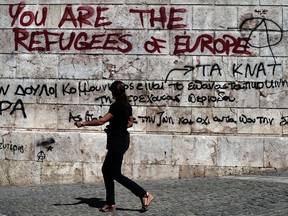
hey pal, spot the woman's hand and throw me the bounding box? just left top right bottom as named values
left=75, top=121, right=84, bottom=128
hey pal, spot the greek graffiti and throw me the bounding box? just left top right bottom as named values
left=196, top=116, right=210, bottom=125
left=78, top=82, right=110, bottom=96
left=138, top=111, right=175, bottom=127
left=213, top=115, right=237, bottom=124
left=15, top=84, right=57, bottom=97
left=0, top=99, right=27, bottom=118
left=280, top=116, right=288, bottom=126
left=69, top=111, right=100, bottom=123
left=188, top=80, right=228, bottom=91
left=129, top=94, right=181, bottom=104
left=239, top=114, right=274, bottom=125
left=232, top=62, right=281, bottom=78
left=0, top=85, right=10, bottom=96
left=188, top=93, right=235, bottom=105
left=94, top=95, right=112, bottom=104
left=178, top=117, right=193, bottom=125
left=62, top=83, right=77, bottom=95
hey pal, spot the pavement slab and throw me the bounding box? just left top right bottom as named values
left=1, top=170, right=288, bottom=216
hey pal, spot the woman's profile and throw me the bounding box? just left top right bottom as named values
left=75, top=80, right=153, bottom=213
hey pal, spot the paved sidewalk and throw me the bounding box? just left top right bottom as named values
left=1, top=169, right=288, bottom=216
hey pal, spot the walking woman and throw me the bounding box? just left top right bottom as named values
left=75, top=80, right=153, bottom=213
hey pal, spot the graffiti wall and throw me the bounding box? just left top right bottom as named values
left=0, top=0, right=288, bottom=186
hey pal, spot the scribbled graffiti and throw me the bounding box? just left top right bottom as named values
left=0, top=136, right=24, bottom=154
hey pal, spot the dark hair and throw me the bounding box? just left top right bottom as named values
left=109, top=81, right=129, bottom=106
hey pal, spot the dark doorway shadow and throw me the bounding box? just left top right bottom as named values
left=54, top=197, right=142, bottom=212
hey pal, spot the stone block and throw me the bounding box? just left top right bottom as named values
left=132, top=164, right=179, bottom=180
left=15, top=104, right=58, bottom=129
left=192, top=108, right=237, bottom=134
left=204, top=166, right=232, bottom=177
left=16, top=54, right=59, bottom=79
left=260, top=91, right=288, bottom=109
left=216, top=0, right=259, bottom=5
left=179, top=165, right=205, bottom=179
left=104, top=5, right=147, bottom=29
left=193, top=6, right=237, bottom=30
left=127, top=0, right=168, bottom=4
left=129, top=106, right=147, bottom=132
left=237, top=109, right=282, bottom=135
left=35, top=132, right=80, bottom=163
left=41, top=162, right=83, bottom=185
left=5, top=79, right=36, bottom=103
left=236, top=57, right=283, bottom=81
left=58, top=55, right=103, bottom=79
left=172, top=135, right=217, bottom=166
left=217, top=136, right=264, bottom=167
left=102, top=55, right=148, bottom=80
left=128, top=29, right=170, bottom=55
left=56, top=80, right=79, bottom=105
left=172, top=0, right=213, bottom=4
left=80, top=132, right=107, bottom=163
left=0, top=54, right=16, bottom=78
left=148, top=56, right=192, bottom=81
left=57, top=104, right=104, bottom=131
left=260, top=0, right=287, bottom=5
left=145, top=107, right=192, bottom=133
left=191, top=56, right=235, bottom=82
left=129, top=134, right=172, bottom=165
left=82, top=162, right=104, bottom=183
left=0, top=131, right=34, bottom=161
left=264, top=137, right=288, bottom=168
left=0, top=6, right=11, bottom=28
left=0, top=30, right=14, bottom=53
left=8, top=160, right=41, bottom=186
left=0, top=160, right=10, bottom=186
left=78, top=80, right=111, bottom=105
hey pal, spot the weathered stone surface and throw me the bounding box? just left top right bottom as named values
left=172, top=135, right=217, bottom=166
left=132, top=164, right=179, bottom=180
left=41, top=162, right=82, bottom=185
left=264, top=137, right=288, bottom=168
left=34, top=132, right=81, bottom=162
left=80, top=132, right=107, bottom=163
left=4, top=160, right=41, bottom=186
left=129, top=134, right=172, bottom=165
left=217, top=136, right=264, bottom=167
left=0, top=1, right=288, bottom=186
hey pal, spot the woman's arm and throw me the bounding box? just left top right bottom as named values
left=75, top=113, right=113, bottom=127
left=127, top=116, right=134, bottom=128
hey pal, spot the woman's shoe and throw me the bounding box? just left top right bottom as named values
left=140, top=192, right=154, bottom=212
left=99, top=204, right=116, bottom=213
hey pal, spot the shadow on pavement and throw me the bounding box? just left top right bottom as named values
left=54, top=197, right=142, bottom=212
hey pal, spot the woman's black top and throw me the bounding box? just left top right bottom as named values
left=108, top=101, right=132, bottom=135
